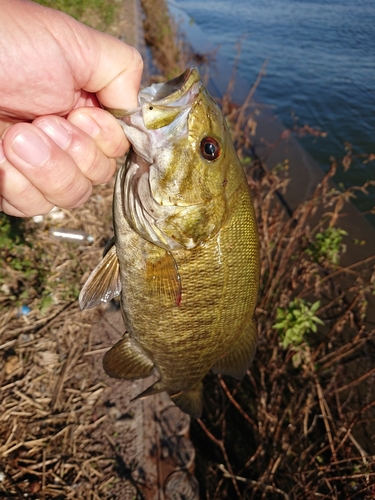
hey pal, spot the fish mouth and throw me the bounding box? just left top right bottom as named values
left=104, top=66, right=202, bottom=122
left=117, top=67, right=203, bottom=163
left=110, top=66, right=203, bottom=161
left=117, top=66, right=201, bottom=124
left=138, top=66, right=201, bottom=107
left=106, top=66, right=203, bottom=139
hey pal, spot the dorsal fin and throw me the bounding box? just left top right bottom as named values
left=79, top=241, right=121, bottom=310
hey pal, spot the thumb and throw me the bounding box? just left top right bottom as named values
left=84, top=32, right=143, bottom=111
left=51, top=11, right=144, bottom=112
left=0, top=0, right=144, bottom=115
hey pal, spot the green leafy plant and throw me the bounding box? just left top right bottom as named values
left=306, top=226, right=348, bottom=265
left=0, top=214, right=23, bottom=250
left=0, top=215, right=35, bottom=278
left=273, top=298, right=324, bottom=350
left=39, top=292, right=55, bottom=315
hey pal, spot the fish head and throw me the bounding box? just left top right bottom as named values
left=115, top=66, right=244, bottom=250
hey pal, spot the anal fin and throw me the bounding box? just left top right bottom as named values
left=211, top=320, right=258, bottom=379
left=133, top=380, right=203, bottom=419
left=103, top=333, right=154, bottom=379
left=132, top=380, right=166, bottom=401
left=170, top=382, right=203, bottom=419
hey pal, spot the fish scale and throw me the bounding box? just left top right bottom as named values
left=79, top=67, right=259, bottom=417
left=118, top=188, right=256, bottom=363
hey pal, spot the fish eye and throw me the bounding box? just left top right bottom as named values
left=200, top=137, right=221, bottom=161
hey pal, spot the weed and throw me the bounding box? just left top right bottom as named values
left=140, top=0, right=191, bottom=79
left=0, top=214, right=24, bottom=250
left=273, top=298, right=323, bottom=349
left=272, top=158, right=290, bottom=174
left=39, top=292, right=55, bottom=315
left=0, top=213, right=91, bottom=313
left=306, top=226, right=348, bottom=265
left=191, top=91, right=375, bottom=498
left=34, top=0, right=117, bottom=31
left=0, top=214, right=39, bottom=305
left=273, top=298, right=324, bottom=367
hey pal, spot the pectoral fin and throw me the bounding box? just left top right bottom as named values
left=79, top=239, right=121, bottom=310
left=147, top=250, right=182, bottom=306
left=211, top=320, right=258, bottom=379
left=103, top=333, right=154, bottom=379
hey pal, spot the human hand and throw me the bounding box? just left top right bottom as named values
left=0, top=0, right=143, bottom=217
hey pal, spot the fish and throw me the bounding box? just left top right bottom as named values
left=79, top=66, right=259, bottom=418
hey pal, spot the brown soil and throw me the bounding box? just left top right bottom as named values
left=1, top=174, right=198, bottom=499
left=0, top=2, right=198, bottom=497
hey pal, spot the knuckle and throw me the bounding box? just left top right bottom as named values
left=72, top=139, right=113, bottom=184
left=57, top=174, right=92, bottom=208
left=94, top=157, right=116, bottom=185
left=130, top=46, right=144, bottom=72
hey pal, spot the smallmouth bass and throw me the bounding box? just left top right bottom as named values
left=79, top=67, right=259, bottom=418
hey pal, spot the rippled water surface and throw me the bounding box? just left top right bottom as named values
left=175, top=0, right=375, bottom=216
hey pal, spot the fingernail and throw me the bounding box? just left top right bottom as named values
left=70, top=113, right=101, bottom=137
left=37, top=120, right=71, bottom=150
left=12, top=130, right=50, bottom=166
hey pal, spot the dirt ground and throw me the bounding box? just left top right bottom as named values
left=77, top=305, right=198, bottom=500
left=0, top=173, right=197, bottom=499
left=0, top=2, right=198, bottom=498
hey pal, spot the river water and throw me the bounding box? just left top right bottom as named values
left=173, top=0, right=375, bottom=221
